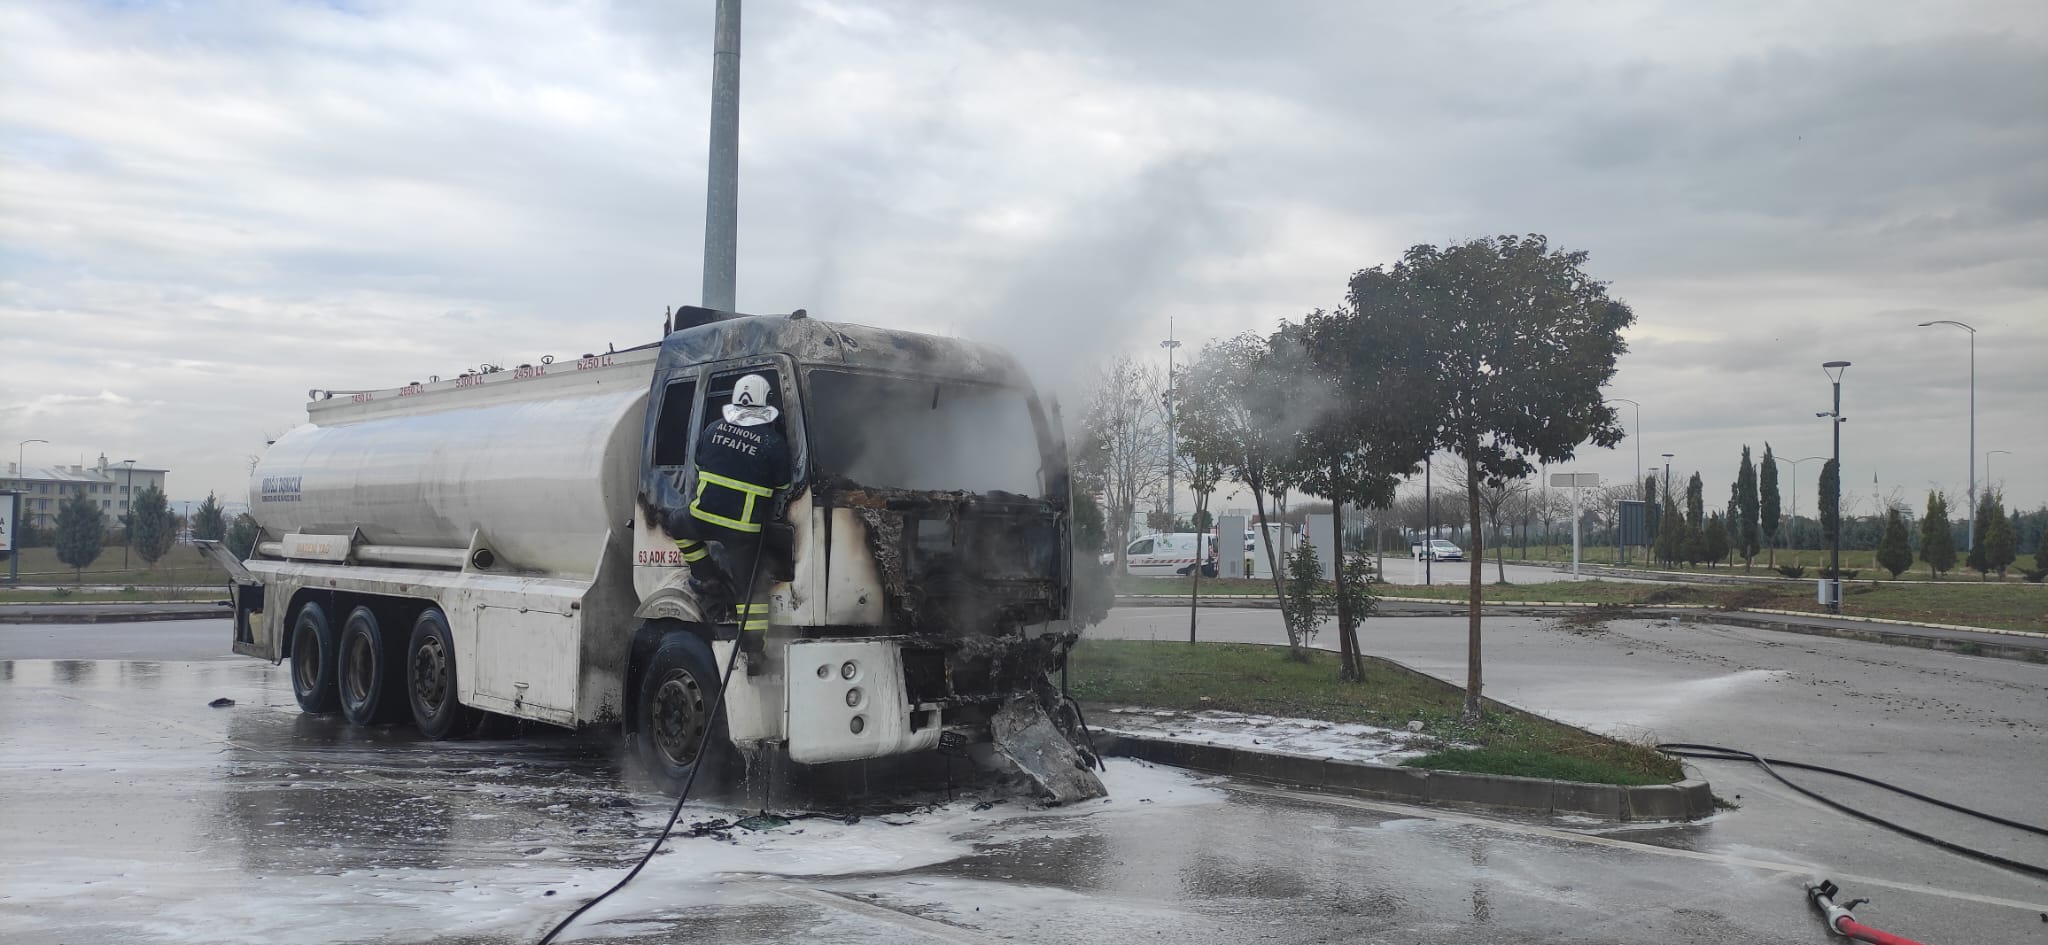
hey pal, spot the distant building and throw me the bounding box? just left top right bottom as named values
left=2, top=454, right=168, bottom=529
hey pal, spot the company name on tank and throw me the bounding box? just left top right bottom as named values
left=260, top=475, right=303, bottom=502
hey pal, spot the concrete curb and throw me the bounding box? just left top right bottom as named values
left=0, top=603, right=228, bottom=623
left=1679, top=613, right=2048, bottom=664
left=1094, top=732, right=1714, bottom=822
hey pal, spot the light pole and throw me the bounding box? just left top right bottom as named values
left=120, top=459, right=136, bottom=569
left=1917, top=320, right=1975, bottom=550
left=1161, top=318, right=1182, bottom=528
left=1770, top=455, right=1826, bottom=557
left=1819, top=362, right=1851, bottom=613
left=16, top=439, right=48, bottom=529
left=1985, top=450, right=2011, bottom=496
left=1607, top=398, right=1641, bottom=564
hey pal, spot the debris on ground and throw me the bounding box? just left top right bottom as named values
left=991, top=696, right=1109, bottom=804
left=208, top=697, right=235, bottom=708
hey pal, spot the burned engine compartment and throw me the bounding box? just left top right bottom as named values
left=817, top=478, right=1075, bottom=710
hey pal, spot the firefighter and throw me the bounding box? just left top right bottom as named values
left=664, top=373, right=791, bottom=672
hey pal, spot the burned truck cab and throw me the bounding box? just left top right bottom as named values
left=630, top=308, right=1084, bottom=784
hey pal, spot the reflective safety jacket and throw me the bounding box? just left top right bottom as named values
left=689, top=417, right=792, bottom=535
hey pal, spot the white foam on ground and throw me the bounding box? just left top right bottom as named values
left=1096, top=707, right=1437, bottom=764
left=0, top=760, right=1223, bottom=945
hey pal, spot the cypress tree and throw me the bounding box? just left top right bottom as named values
left=1818, top=460, right=1840, bottom=547
left=1759, top=443, right=1781, bottom=566
left=1876, top=507, right=1912, bottom=578
left=54, top=489, right=104, bottom=583
left=1983, top=493, right=2017, bottom=578
left=1703, top=511, right=1730, bottom=566
left=1918, top=491, right=1955, bottom=579
left=1967, top=492, right=1994, bottom=577
left=192, top=493, right=227, bottom=543
left=1736, top=446, right=1760, bottom=570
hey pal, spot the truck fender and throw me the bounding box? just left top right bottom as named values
left=632, top=574, right=708, bottom=625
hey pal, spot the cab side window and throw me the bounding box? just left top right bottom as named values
left=1128, top=538, right=1155, bottom=556
left=651, top=379, right=699, bottom=468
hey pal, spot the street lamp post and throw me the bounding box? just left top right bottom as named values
left=1917, top=320, right=1976, bottom=550
left=1161, top=319, right=1182, bottom=527
left=1985, top=450, right=2011, bottom=496
left=1770, top=454, right=1826, bottom=557
left=1819, top=362, right=1851, bottom=614
left=16, top=439, right=48, bottom=529
left=120, top=459, right=137, bottom=569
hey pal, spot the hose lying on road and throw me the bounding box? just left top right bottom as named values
left=1808, top=880, right=1929, bottom=945
left=1660, top=743, right=2048, bottom=879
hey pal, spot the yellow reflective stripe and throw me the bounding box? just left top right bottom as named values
left=742, top=621, right=769, bottom=631
left=689, top=503, right=762, bottom=533
left=698, top=470, right=774, bottom=497
left=678, top=546, right=708, bottom=562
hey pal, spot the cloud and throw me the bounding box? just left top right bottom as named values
left=1, top=0, right=2042, bottom=511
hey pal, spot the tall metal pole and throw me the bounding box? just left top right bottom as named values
left=701, top=0, right=742, bottom=312
left=1423, top=457, right=1433, bottom=586
left=1161, top=319, right=1181, bottom=528
left=122, top=460, right=136, bottom=569
left=1918, top=320, right=1976, bottom=549
left=1822, top=362, right=1850, bottom=614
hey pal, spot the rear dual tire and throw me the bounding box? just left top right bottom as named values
left=338, top=605, right=407, bottom=726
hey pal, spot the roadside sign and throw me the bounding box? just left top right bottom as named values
left=0, top=491, right=15, bottom=554
left=1549, top=472, right=1601, bottom=488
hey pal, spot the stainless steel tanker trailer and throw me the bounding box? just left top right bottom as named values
left=203, top=307, right=1104, bottom=800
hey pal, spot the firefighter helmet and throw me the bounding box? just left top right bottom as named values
left=723, top=373, right=779, bottom=426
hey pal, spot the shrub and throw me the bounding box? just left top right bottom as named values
left=1775, top=564, right=1806, bottom=579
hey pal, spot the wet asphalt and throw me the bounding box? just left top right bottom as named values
left=2, top=616, right=2043, bottom=945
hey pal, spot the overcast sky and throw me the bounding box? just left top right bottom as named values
left=3, top=0, right=2043, bottom=516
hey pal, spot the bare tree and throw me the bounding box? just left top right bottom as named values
left=1447, top=464, right=1529, bottom=583
left=1080, top=356, right=1168, bottom=575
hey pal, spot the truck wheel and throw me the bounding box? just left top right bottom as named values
left=289, top=602, right=339, bottom=714
left=407, top=608, right=479, bottom=740
left=338, top=605, right=405, bottom=726
left=632, top=633, right=730, bottom=795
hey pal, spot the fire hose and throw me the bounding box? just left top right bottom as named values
left=1807, top=880, right=1927, bottom=945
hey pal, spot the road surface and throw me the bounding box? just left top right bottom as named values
left=2, top=616, right=2041, bottom=945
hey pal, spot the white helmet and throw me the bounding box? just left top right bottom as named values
left=722, top=373, right=779, bottom=426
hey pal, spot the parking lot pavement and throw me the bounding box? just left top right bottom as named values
left=3, top=621, right=2044, bottom=944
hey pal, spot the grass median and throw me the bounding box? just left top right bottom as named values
left=1067, top=639, right=1683, bottom=786
left=1119, top=575, right=2047, bottom=634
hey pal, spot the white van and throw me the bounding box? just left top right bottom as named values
left=1111, top=532, right=1218, bottom=577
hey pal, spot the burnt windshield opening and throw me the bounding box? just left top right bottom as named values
left=804, top=369, right=1047, bottom=496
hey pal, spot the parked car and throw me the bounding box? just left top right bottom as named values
left=1409, top=539, right=1464, bottom=561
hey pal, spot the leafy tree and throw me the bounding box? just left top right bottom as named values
left=1145, top=508, right=1175, bottom=533
left=226, top=513, right=261, bottom=561
left=1071, top=492, right=1107, bottom=556
left=1702, top=511, right=1730, bottom=567
left=1981, top=493, right=2016, bottom=578
left=1875, top=507, right=1912, bottom=578
left=128, top=484, right=177, bottom=569
left=1918, top=491, right=1955, bottom=579
left=2035, top=529, right=2046, bottom=575
left=1185, top=333, right=1301, bottom=652
left=1759, top=443, right=1781, bottom=566
left=1818, top=459, right=1840, bottom=548
left=1171, top=361, right=1232, bottom=645
left=1280, top=541, right=1330, bottom=652
left=1736, top=446, right=1761, bottom=570
left=1348, top=234, right=1632, bottom=718
left=1281, top=311, right=1432, bottom=680
left=54, top=490, right=104, bottom=582
left=192, top=492, right=227, bottom=543
left=1654, top=491, right=1683, bottom=567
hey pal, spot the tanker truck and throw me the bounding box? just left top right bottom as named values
left=203, top=306, right=1104, bottom=801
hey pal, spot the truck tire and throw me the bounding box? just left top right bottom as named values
left=632, top=633, right=731, bottom=795
left=338, top=605, right=406, bottom=726
left=406, top=608, right=479, bottom=740
left=289, top=601, right=340, bottom=714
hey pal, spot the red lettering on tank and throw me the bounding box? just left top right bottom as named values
left=577, top=355, right=614, bottom=371
left=350, top=392, right=375, bottom=404
left=514, top=364, right=546, bottom=380
left=398, top=383, right=425, bottom=397
left=456, top=374, right=486, bottom=389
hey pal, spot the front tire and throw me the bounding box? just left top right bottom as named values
left=290, top=602, right=339, bottom=714
left=338, top=605, right=406, bottom=726
left=632, top=633, right=731, bottom=795
left=407, top=608, right=479, bottom=740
